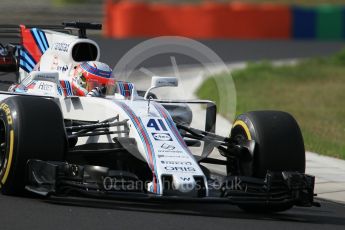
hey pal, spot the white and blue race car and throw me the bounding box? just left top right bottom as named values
left=0, top=22, right=318, bottom=212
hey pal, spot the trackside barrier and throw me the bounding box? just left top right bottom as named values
left=103, top=1, right=345, bottom=40
left=104, top=1, right=291, bottom=39
left=292, top=6, right=316, bottom=39
left=316, top=5, right=343, bottom=40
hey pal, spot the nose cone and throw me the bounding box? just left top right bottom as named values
left=172, top=175, right=196, bottom=193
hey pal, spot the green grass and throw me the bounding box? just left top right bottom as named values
left=196, top=51, right=345, bottom=159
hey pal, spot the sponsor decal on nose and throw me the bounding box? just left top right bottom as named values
left=152, top=132, right=172, bottom=141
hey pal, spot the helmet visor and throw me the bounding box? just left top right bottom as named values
left=85, top=78, right=116, bottom=95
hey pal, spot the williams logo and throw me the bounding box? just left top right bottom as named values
left=152, top=133, right=172, bottom=141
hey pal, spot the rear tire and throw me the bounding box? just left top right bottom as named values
left=0, top=96, right=66, bottom=195
left=231, top=110, right=305, bottom=212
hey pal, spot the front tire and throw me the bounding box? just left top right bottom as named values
left=0, top=96, right=66, bottom=195
left=231, top=110, right=305, bottom=212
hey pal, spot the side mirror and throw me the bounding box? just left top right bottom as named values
left=22, top=71, right=60, bottom=96
left=144, top=76, right=178, bottom=99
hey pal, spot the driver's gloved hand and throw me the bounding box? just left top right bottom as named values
left=86, top=86, right=106, bottom=97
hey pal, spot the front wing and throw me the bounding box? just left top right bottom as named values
left=25, top=159, right=319, bottom=208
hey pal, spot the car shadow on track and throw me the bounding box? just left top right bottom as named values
left=44, top=196, right=345, bottom=227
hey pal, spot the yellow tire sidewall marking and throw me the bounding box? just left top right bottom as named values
left=0, top=102, right=15, bottom=186
left=1, top=130, right=14, bottom=185
left=233, top=120, right=252, bottom=140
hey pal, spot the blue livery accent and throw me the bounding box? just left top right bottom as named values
left=57, top=86, right=63, bottom=96
left=30, top=28, right=49, bottom=54
left=65, top=81, right=73, bottom=96
left=38, top=29, right=49, bottom=51
left=19, top=47, right=36, bottom=73
left=114, top=101, right=160, bottom=194
left=117, top=81, right=134, bottom=97
left=19, top=59, right=33, bottom=73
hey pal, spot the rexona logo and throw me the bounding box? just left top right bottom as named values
left=37, top=82, right=53, bottom=91
left=152, top=133, right=172, bottom=141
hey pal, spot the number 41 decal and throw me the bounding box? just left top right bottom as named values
left=147, top=118, right=168, bottom=131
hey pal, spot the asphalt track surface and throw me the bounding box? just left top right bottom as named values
left=0, top=195, right=344, bottom=230
left=1, top=38, right=345, bottom=229
left=93, top=37, right=345, bottom=68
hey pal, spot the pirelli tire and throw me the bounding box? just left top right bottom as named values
left=231, top=110, right=305, bottom=212
left=0, top=96, right=66, bottom=195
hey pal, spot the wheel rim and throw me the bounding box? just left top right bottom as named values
left=232, top=126, right=254, bottom=176
left=0, top=119, right=6, bottom=169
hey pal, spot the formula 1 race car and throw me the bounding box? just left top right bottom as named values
left=0, top=22, right=318, bottom=212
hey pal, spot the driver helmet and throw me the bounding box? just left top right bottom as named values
left=71, top=61, right=114, bottom=96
